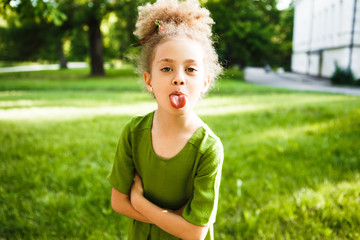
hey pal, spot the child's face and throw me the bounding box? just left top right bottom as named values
left=144, top=38, right=209, bottom=114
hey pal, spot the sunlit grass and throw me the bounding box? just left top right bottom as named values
left=0, top=103, right=157, bottom=121
left=1, top=68, right=359, bottom=239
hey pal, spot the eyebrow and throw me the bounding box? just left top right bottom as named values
left=157, top=58, right=174, bottom=64
left=157, top=58, right=198, bottom=64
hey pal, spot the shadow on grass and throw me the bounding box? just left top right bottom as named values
left=0, top=68, right=139, bottom=80
left=0, top=68, right=142, bottom=92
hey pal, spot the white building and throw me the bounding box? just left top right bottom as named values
left=291, top=0, right=360, bottom=79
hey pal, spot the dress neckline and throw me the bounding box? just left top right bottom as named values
left=148, top=111, right=204, bottom=160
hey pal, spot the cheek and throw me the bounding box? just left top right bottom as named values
left=188, top=82, right=204, bottom=98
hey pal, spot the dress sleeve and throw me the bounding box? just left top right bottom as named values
left=107, top=120, right=135, bottom=195
left=182, top=139, right=224, bottom=226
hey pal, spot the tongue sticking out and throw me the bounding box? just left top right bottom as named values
left=169, top=94, right=186, bottom=109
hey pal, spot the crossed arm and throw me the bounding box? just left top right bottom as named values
left=110, top=173, right=208, bottom=240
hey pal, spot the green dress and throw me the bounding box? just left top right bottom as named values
left=108, top=111, right=224, bottom=240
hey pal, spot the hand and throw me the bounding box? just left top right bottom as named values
left=130, top=172, right=144, bottom=209
left=173, top=205, right=186, bottom=216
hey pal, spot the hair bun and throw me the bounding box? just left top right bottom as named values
left=134, top=0, right=214, bottom=39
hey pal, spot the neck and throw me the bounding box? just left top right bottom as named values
left=153, top=109, right=200, bottom=135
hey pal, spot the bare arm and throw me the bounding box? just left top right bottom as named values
left=130, top=174, right=209, bottom=240
left=110, top=187, right=152, bottom=223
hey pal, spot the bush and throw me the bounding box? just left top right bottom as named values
left=222, top=68, right=244, bottom=81
left=330, top=64, right=355, bottom=85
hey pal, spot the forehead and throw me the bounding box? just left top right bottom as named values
left=153, top=38, right=205, bottom=64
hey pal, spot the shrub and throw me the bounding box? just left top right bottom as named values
left=222, top=68, right=244, bottom=81
left=330, top=64, right=355, bottom=85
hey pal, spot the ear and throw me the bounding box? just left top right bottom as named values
left=143, top=72, right=153, bottom=92
left=202, top=75, right=211, bottom=94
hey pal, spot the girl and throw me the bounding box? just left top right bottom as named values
left=108, top=0, right=223, bottom=239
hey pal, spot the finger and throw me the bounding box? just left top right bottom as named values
left=134, top=174, right=143, bottom=187
left=134, top=173, right=140, bottom=182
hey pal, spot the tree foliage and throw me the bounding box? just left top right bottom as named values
left=205, top=0, right=293, bottom=69
left=276, top=7, right=294, bottom=70
left=0, top=0, right=67, bottom=62
left=0, top=0, right=136, bottom=76
left=0, top=0, right=294, bottom=73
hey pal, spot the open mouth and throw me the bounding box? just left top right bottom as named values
left=169, top=92, right=187, bottom=109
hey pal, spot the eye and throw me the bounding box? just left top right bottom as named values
left=161, top=67, right=172, bottom=72
left=186, top=67, right=197, bottom=73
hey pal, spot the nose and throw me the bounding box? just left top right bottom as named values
left=172, top=79, right=185, bottom=85
left=172, top=71, right=185, bottom=86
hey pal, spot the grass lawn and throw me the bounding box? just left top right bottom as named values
left=1, top=67, right=359, bottom=239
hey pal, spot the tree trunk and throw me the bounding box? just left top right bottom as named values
left=59, top=39, right=68, bottom=69
left=88, top=16, right=105, bottom=76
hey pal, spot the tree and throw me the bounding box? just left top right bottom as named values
left=276, top=6, right=294, bottom=70
left=0, top=0, right=68, bottom=65
left=1, top=0, right=137, bottom=76
left=48, top=0, right=109, bottom=75
left=205, top=0, right=292, bottom=69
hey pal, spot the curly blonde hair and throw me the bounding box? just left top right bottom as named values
left=134, top=0, right=222, bottom=91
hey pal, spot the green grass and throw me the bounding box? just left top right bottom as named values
left=1, top=68, right=359, bottom=239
